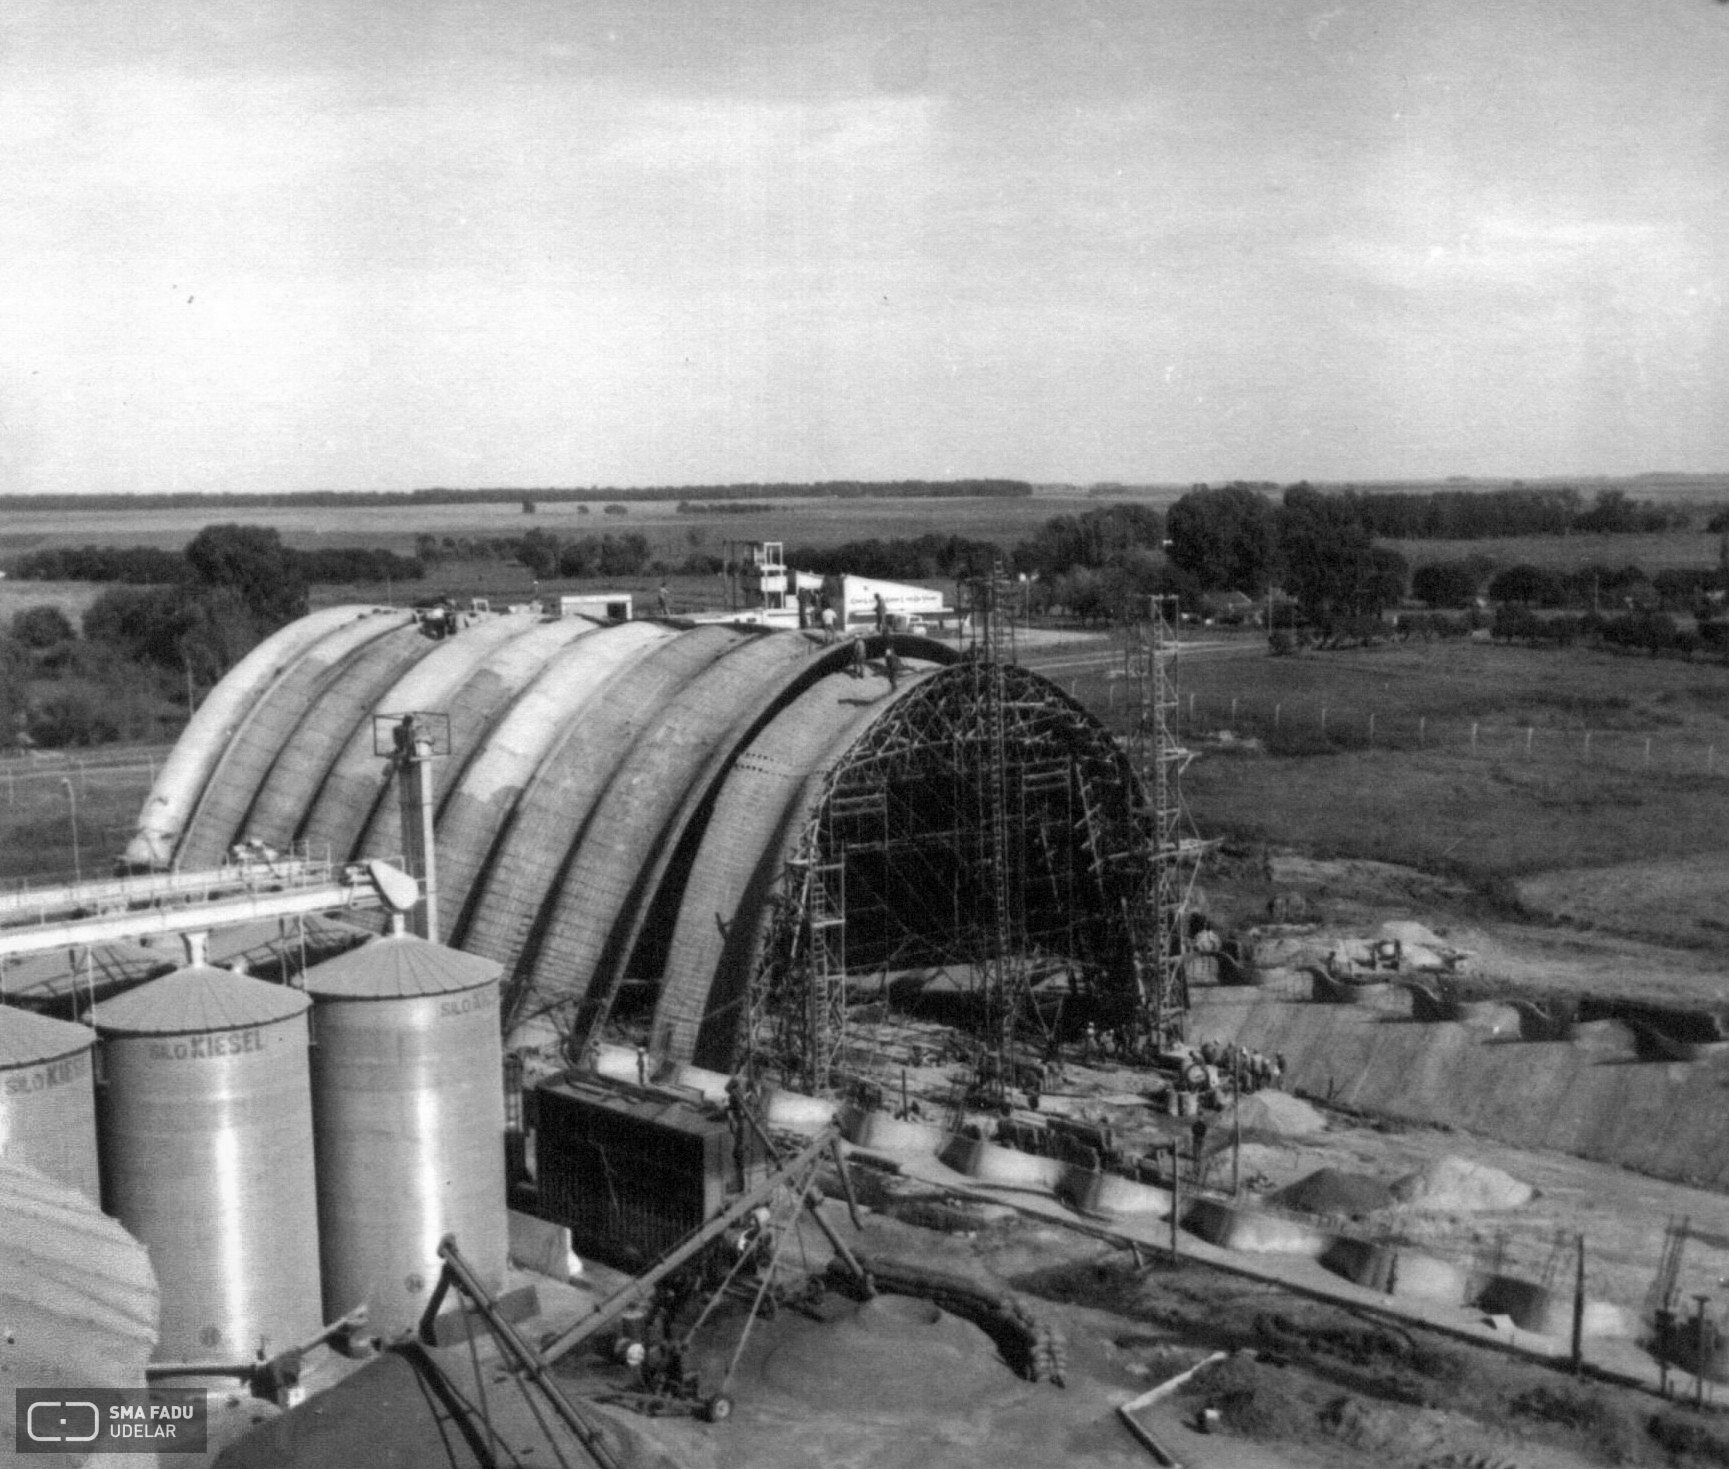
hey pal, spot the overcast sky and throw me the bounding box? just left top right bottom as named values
left=4, top=0, right=1727, bottom=495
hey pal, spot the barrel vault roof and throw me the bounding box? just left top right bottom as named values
left=133, top=612, right=1129, bottom=1068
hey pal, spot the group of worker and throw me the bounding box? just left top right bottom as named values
left=1198, top=1039, right=1284, bottom=1092
left=419, top=600, right=462, bottom=640
left=820, top=593, right=893, bottom=642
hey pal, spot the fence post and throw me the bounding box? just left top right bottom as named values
left=1274, top=703, right=1282, bottom=729
left=1188, top=692, right=1195, bottom=720
left=1368, top=712, right=1375, bottom=744
left=1711, top=744, right=1716, bottom=776
left=1584, top=731, right=1591, bottom=763
left=1526, top=725, right=1533, bottom=757
left=1230, top=696, right=1237, bottom=724
left=1471, top=722, right=1478, bottom=754
left=1419, top=716, right=1426, bottom=745
left=1321, top=705, right=1328, bottom=734
left=1644, top=738, right=1651, bottom=769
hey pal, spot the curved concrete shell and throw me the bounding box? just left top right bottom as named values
left=297, top=611, right=541, bottom=861
left=126, top=605, right=384, bottom=868
left=133, top=614, right=1150, bottom=1071
left=176, top=609, right=417, bottom=868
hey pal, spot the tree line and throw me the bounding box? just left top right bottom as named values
left=11, top=542, right=426, bottom=587
left=1323, top=485, right=1692, bottom=539
left=1, top=479, right=1035, bottom=513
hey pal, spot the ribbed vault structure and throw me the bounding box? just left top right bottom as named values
left=129, top=608, right=1152, bottom=1070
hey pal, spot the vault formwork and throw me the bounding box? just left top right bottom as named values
left=741, top=660, right=1162, bottom=1094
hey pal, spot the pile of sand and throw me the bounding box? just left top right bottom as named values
left=1391, top=1155, right=1533, bottom=1212
left=757, top=1295, right=1020, bottom=1415
left=1237, top=1091, right=1327, bottom=1136
left=1271, top=1168, right=1395, bottom=1218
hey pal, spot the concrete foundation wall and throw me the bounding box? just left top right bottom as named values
left=1193, top=989, right=1729, bottom=1190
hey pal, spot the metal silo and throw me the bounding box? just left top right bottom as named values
left=303, top=927, right=507, bottom=1336
left=90, top=966, right=322, bottom=1365
left=0, top=1004, right=99, bottom=1202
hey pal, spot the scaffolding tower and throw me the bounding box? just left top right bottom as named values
left=961, top=563, right=1028, bottom=1108
left=1123, top=596, right=1191, bottom=1048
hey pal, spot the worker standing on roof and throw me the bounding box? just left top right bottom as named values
left=849, top=633, right=867, bottom=678
left=820, top=602, right=837, bottom=643
left=874, top=592, right=887, bottom=632
left=884, top=644, right=902, bottom=689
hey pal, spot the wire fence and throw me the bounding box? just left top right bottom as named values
left=0, top=754, right=164, bottom=804
left=1056, top=675, right=1729, bottom=780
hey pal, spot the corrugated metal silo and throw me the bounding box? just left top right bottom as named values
left=0, top=1004, right=99, bottom=1201
left=90, top=966, right=322, bottom=1364
left=302, top=929, right=507, bottom=1336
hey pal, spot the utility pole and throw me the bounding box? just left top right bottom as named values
left=61, top=778, right=81, bottom=885
left=1232, top=1050, right=1242, bottom=1197
left=1694, top=1295, right=1713, bottom=1408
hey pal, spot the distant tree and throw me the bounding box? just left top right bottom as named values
left=1277, top=485, right=1404, bottom=623
left=1165, top=484, right=1278, bottom=591
left=521, top=499, right=537, bottom=514
left=1601, top=610, right=1680, bottom=658
left=25, top=686, right=120, bottom=748
left=1487, top=564, right=1565, bottom=607
left=1572, top=489, right=1686, bottom=534
left=184, top=524, right=307, bottom=627
left=12, top=605, right=74, bottom=649
left=516, top=528, right=561, bottom=578
left=1491, top=604, right=1543, bottom=642
left=1013, top=504, right=1164, bottom=578
left=1411, top=562, right=1480, bottom=608
left=83, top=587, right=194, bottom=668
left=596, top=532, right=652, bottom=577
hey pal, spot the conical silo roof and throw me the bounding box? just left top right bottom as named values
left=0, top=1004, right=96, bottom=1069
left=88, top=965, right=311, bottom=1036
left=301, top=932, right=503, bottom=1000
left=0, top=940, right=169, bottom=1007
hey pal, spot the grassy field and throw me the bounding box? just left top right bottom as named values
left=0, top=748, right=166, bottom=888
left=1398, top=528, right=1723, bottom=573
left=0, top=489, right=1113, bottom=561
left=1054, top=634, right=1729, bottom=942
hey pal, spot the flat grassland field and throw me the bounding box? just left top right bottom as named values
left=0, top=490, right=1115, bottom=559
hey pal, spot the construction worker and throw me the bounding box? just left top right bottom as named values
left=848, top=633, right=867, bottom=678
left=820, top=602, right=837, bottom=643
left=884, top=644, right=902, bottom=689
left=657, top=583, right=671, bottom=617
left=874, top=592, right=887, bottom=632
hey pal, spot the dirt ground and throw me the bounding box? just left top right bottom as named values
left=1211, top=848, right=1729, bottom=1010
left=518, top=1201, right=1727, bottom=1469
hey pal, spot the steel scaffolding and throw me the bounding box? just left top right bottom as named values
left=742, top=623, right=1169, bottom=1096
left=1122, top=595, right=1191, bottom=1050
